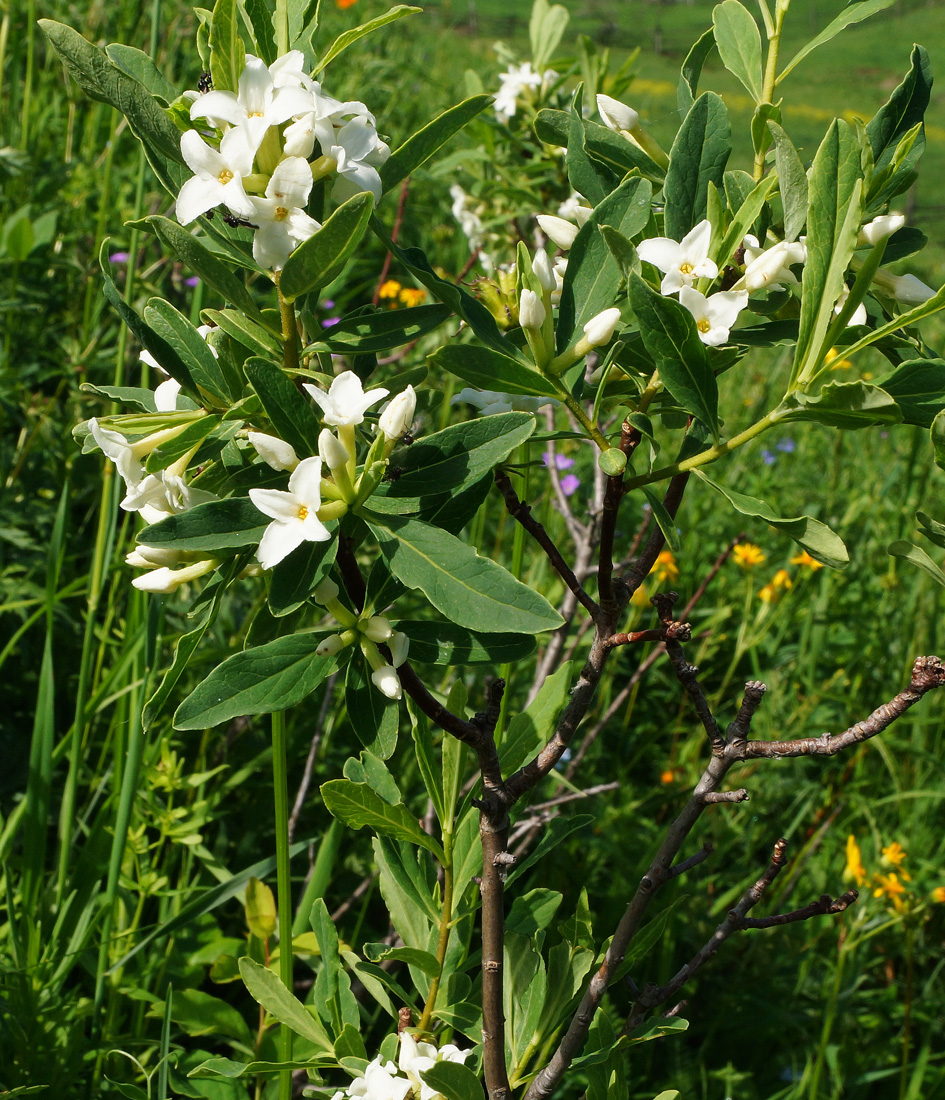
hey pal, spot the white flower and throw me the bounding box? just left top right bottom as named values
left=494, top=61, right=543, bottom=123
left=451, top=388, right=558, bottom=416
left=347, top=1057, right=412, bottom=1100
left=282, top=89, right=373, bottom=159
left=582, top=307, right=621, bottom=348
left=371, top=665, right=402, bottom=700
left=450, top=185, right=486, bottom=254
left=740, top=235, right=806, bottom=292
left=362, top=615, right=393, bottom=643
left=153, top=377, right=182, bottom=412
left=638, top=219, right=718, bottom=296
left=304, top=371, right=389, bottom=427
left=596, top=94, right=640, bottom=133
left=377, top=387, right=417, bottom=440
left=127, top=471, right=217, bottom=525
left=834, top=284, right=867, bottom=327
left=316, top=633, right=347, bottom=657
left=679, top=286, right=748, bottom=346
left=248, top=156, right=321, bottom=270
left=318, top=427, right=350, bottom=471
left=89, top=418, right=146, bottom=494
left=249, top=431, right=299, bottom=472
left=859, top=214, right=905, bottom=247
left=390, top=631, right=409, bottom=668
left=131, top=558, right=217, bottom=593
left=399, top=1035, right=471, bottom=1100
left=531, top=249, right=556, bottom=292
left=557, top=192, right=591, bottom=225
left=249, top=456, right=332, bottom=569
left=126, top=545, right=188, bottom=569
left=519, top=288, right=546, bottom=330
left=551, top=256, right=567, bottom=304
left=536, top=214, right=579, bottom=251
left=328, top=117, right=388, bottom=204
left=176, top=129, right=256, bottom=225
left=190, top=54, right=313, bottom=163
left=872, top=270, right=936, bottom=305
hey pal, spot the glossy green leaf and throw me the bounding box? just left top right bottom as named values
left=628, top=1018, right=690, bottom=1045
left=838, top=282, right=945, bottom=363
left=641, top=486, right=682, bottom=550
left=209, top=0, right=245, bottom=93
left=507, top=888, right=563, bottom=936
left=239, top=958, right=333, bottom=1050
left=694, top=471, right=848, bottom=568
left=535, top=109, right=664, bottom=181
left=313, top=5, right=421, bottom=74
left=344, top=751, right=402, bottom=805
left=878, top=358, right=945, bottom=428
left=310, top=900, right=360, bottom=1038
left=287, top=0, right=319, bottom=51
left=664, top=92, right=731, bottom=240
left=394, top=621, right=537, bottom=666
left=145, top=216, right=264, bottom=317
left=678, top=28, right=715, bottom=114
left=363, top=944, right=440, bottom=976
left=365, top=514, right=564, bottom=634
left=420, top=1062, right=485, bottom=1100
left=345, top=649, right=399, bottom=760
left=506, top=815, right=594, bottom=887
left=321, top=780, right=444, bottom=858
left=269, top=533, right=337, bottom=617
left=777, top=0, right=896, bottom=83
left=712, top=1, right=762, bottom=102
left=384, top=412, right=536, bottom=497
left=888, top=540, right=945, bottom=586
left=530, top=0, right=569, bottom=72
left=566, top=85, right=613, bottom=206
left=164, top=988, right=251, bottom=1043
left=775, top=380, right=902, bottom=429
left=381, top=95, right=492, bottom=193
left=307, top=304, right=451, bottom=355
left=174, top=636, right=337, bottom=728
left=203, top=307, right=282, bottom=358
left=767, top=122, right=808, bottom=242
left=599, top=225, right=639, bottom=279
left=557, top=176, right=652, bottom=352
left=501, top=662, right=573, bottom=774
left=243, top=0, right=276, bottom=64
left=139, top=498, right=266, bottom=551
left=427, top=344, right=558, bottom=398
left=81, top=383, right=156, bottom=413
left=628, top=274, right=717, bottom=436
left=917, top=510, right=945, bottom=550
left=867, top=45, right=931, bottom=201
left=105, top=44, right=176, bottom=102
left=244, top=357, right=323, bottom=456
left=714, top=172, right=778, bottom=271
left=144, top=415, right=220, bottom=474
left=144, top=298, right=236, bottom=402
left=280, top=192, right=374, bottom=301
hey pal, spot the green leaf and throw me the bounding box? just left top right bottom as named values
left=39, top=21, right=182, bottom=167
left=427, top=345, right=558, bottom=398
left=664, top=92, right=731, bottom=241
left=363, top=944, right=441, bottom=976
left=878, top=358, right=945, bottom=428
left=164, top=988, right=251, bottom=1043
left=243, top=0, right=277, bottom=64
left=628, top=274, right=717, bottom=436
left=203, top=307, right=282, bottom=358
left=395, top=621, right=536, bottom=666
left=307, top=304, right=451, bottom=355
left=714, top=172, right=778, bottom=271
left=174, top=635, right=338, bottom=729
left=144, top=298, right=237, bottom=402
left=792, top=120, right=863, bottom=384
left=774, top=380, right=902, bottom=429
left=694, top=471, right=848, bottom=568
left=269, top=533, right=337, bottom=617
left=507, top=888, right=563, bottom=936
left=345, top=649, right=399, bottom=760
left=145, top=216, right=263, bottom=317
left=777, top=0, right=896, bottom=84
left=501, top=662, right=573, bottom=774
left=105, top=44, right=176, bottom=102
left=321, top=780, right=444, bottom=858
left=535, top=109, right=664, bottom=181
left=420, top=1062, right=485, bottom=1100
left=80, top=383, right=156, bottom=413
left=380, top=95, right=492, bottom=193
left=244, top=357, right=323, bottom=456
left=867, top=45, right=931, bottom=203
left=712, top=1, right=762, bottom=102
left=566, top=85, right=613, bottom=206
left=139, top=498, right=266, bottom=551
left=932, top=408, right=945, bottom=471
left=365, top=514, right=564, bottom=634
left=507, top=815, right=594, bottom=887
left=767, top=122, right=808, bottom=242
left=313, top=5, right=421, bottom=74
left=641, top=486, right=681, bottom=550
left=530, top=0, right=570, bottom=72
left=888, top=540, right=945, bottom=586
left=279, top=192, right=374, bottom=301
left=628, top=1017, right=690, bottom=1045
left=310, top=899, right=360, bottom=1038
left=557, top=176, right=653, bottom=353
left=209, top=0, right=245, bottom=93
left=837, top=282, right=945, bottom=363
left=383, top=412, right=536, bottom=498
left=599, top=226, right=639, bottom=278
left=678, top=28, right=716, bottom=114
left=287, top=0, right=320, bottom=51
left=239, top=958, right=333, bottom=1050
left=144, top=415, right=220, bottom=474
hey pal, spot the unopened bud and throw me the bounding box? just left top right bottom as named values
left=249, top=431, right=299, bottom=472
left=131, top=558, right=216, bottom=593
left=859, top=214, right=905, bottom=247
left=872, top=270, right=936, bottom=305
left=318, top=428, right=350, bottom=471
left=519, top=288, right=546, bottom=331
left=372, top=664, right=402, bottom=700
left=314, top=577, right=340, bottom=604
left=583, top=307, right=621, bottom=348
left=390, top=630, right=410, bottom=668
left=531, top=249, right=556, bottom=292
left=316, top=633, right=346, bottom=657
left=361, top=615, right=393, bottom=643
left=536, top=214, right=579, bottom=251
left=377, top=386, right=417, bottom=440
left=596, top=94, right=640, bottom=133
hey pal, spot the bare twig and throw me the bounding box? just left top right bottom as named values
left=668, top=843, right=713, bottom=880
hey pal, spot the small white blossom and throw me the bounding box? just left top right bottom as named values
left=377, top=387, right=417, bottom=440
left=740, top=235, right=806, bottom=292
left=679, top=286, right=748, bottom=346
left=248, top=431, right=299, bottom=472
left=304, top=371, right=389, bottom=427
left=596, top=94, right=640, bottom=132
left=519, top=288, right=546, bottom=330
left=248, top=156, right=321, bottom=270
left=859, top=214, right=905, bottom=247
left=638, top=219, right=718, bottom=296
left=249, top=456, right=332, bottom=569
left=131, top=558, right=216, bottom=593
left=399, top=1034, right=471, bottom=1100
left=362, top=615, right=393, bottom=643
left=390, top=631, right=409, bottom=668
left=371, top=665, right=402, bottom=700
left=494, top=61, right=543, bottom=123
left=316, top=633, right=347, bottom=657
left=176, top=129, right=256, bottom=225
left=328, top=118, right=388, bottom=205
left=531, top=249, right=556, bottom=292
left=318, top=427, right=350, bottom=471
left=536, top=214, right=579, bottom=251
left=582, top=307, right=621, bottom=348
left=872, top=270, right=936, bottom=305
left=834, top=284, right=867, bottom=327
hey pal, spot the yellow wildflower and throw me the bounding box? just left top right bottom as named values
left=398, top=287, right=427, bottom=308
left=379, top=279, right=402, bottom=300
left=629, top=582, right=650, bottom=608
left=826, top=347, right=853, bottom=371
left=772, top=569, right=792, bottom=589
left=873, top=872, right=908, bottom=910
left=758, top=582, right=778, bottom=603
left=790, top=550, right=824, bottom=571
left=881, top=842, right=911, bottom=880
left=733, top=543, right=765, bottom=569
left=650, top=549, right=679, bottom=584
left=844, top=835, right=866, bottom=887
left=659, top=769, right=676, bottom=786
left=931, top=887, right=945, bottom=904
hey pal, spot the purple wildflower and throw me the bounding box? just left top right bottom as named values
left=185, top=275, right=200, bottom=288
left=322, top=299, right=335, bottom=309
left=761, top=449, right=776, bottom=466
left=543, top=451, right=575, bottom=470
left=109, top=251, right=130, bottom=264
left=776, top=437, right=795, bottom=453
left=560, top=473, right=580, bottom=496
left=322, top=317, right=341, bottom=328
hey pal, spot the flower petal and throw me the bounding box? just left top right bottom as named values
left=288, top=455, right=324, bottom=507
left=257, top=519, right=305, bottom=569
left=249, top=487, right=301, bottom=523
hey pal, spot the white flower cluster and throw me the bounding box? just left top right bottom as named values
left=494, top=61, right=551, bottom=123
left=178, top=51, right=390, bottom=269
left=324, top=1035, right=470, bottom=1100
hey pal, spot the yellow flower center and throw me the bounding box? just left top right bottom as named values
left=696, top=319, right=711, bottom=333
left=679, top=262, right=694, bottom=275
left=249, top=110, right=265, bottom=118
left=218, top=169, right=234, bottom=185
left=298, top=505, right=309, bottom=520
left=274, top=206, right=289, bottom=222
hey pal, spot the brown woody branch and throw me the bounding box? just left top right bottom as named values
left=597, top=420, right=640, bottom=613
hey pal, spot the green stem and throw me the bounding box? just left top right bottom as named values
left=753, top=0, right=786, bottom=180
left=418, top=837, right=454, bottom=1033
left=276, top=277, right=300, bottom=375
left=808, top=942, right=845, bottom=1100
left=625, top=412, right=779, bottom=491
left=551, top=381, right=610, bottom=451
left=272, top=710, right=293, bottom=1099
left=275, top=0, right=289, bottom=55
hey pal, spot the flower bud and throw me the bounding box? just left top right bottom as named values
left=536, top=214, right=579, bottom=251
left=314, top=576, right=340, bottom=604
left=126, top=545, right=186, bottom=569
left=873, top=270, right=935, bottom=305
left=742, top=240, right=805, bottom=292
left=377, top=386, right=417, bottom=440
left=596, top=94, right=640, bottom=133
left=531, top=249, right=556, bottom=292
left=390, top=630, right=410, bottom=668
left=860, top=214, right=905, bottom=247
left=582, top=307, right=621, bottom=348
left=361, top=615, right=393, bottom=643
left=249, top=431, right=299, bottom=472
left=318, top=428, right=350, bottom=471
left=131, top=558, right=216, bottom=593
left=316, top=633, right=346, bottom=657
left=372, top=664, right=403, bottom=700
left=519, top=288, right=546, bottom=331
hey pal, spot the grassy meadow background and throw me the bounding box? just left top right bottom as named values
left=3, top=0, right=945, bottom=1096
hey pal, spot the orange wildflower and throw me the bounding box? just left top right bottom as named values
left=337, top=0, right=358, bottom=8
left=931, top=887, right=945, bottom=904
left=398, top=287, right=427, bottom=308
left=379, top=279, right=402, bottom=299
